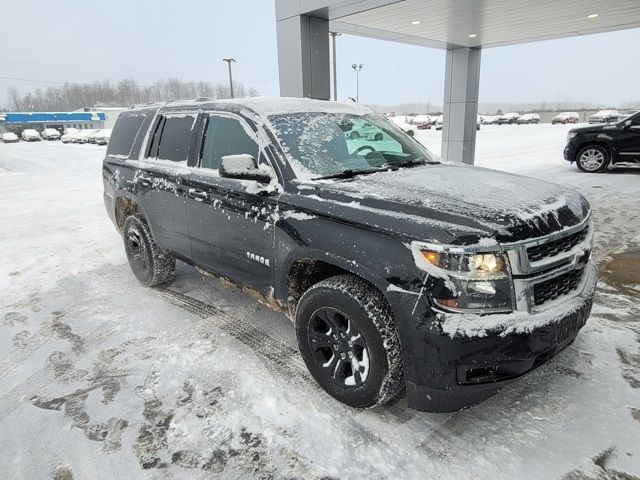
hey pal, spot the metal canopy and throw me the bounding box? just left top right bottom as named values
left=293, top=0, right=640, bottom=49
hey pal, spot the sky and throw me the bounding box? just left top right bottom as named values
left=1, top=0, right=639, bottom=109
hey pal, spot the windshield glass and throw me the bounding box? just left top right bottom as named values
left=268, top=112, right=434, bottom=179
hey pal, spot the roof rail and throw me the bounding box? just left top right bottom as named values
left=195, top=97, right=213, bottom=102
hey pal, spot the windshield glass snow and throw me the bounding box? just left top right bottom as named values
left=268, top=112, right=434, bottom=179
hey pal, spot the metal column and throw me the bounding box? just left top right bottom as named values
left=276, top=9, right=330, bottom=99
left=441, top=47, right=481, bottom=164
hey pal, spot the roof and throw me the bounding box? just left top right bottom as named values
left=128, top=97, right=372, bottom=117
left=285, top=0, right=640, bottom=49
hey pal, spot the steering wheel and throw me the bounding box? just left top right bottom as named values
left=354, top=145, right=376, bottom=155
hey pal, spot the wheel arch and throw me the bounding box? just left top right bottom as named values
left=281, top=251, right=392, bottom=317
left=114, top=196, right=142, bottom=233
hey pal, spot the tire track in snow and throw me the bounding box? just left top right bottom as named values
left=152, top=285, right=309, bottom=379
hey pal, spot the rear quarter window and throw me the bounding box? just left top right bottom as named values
left=156, top=115, right=197, bottom=163
left=106, top=116, right=145, bottom=157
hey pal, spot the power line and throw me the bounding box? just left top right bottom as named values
left=0, top=33, right=276, bottom=66
left=0, top=75, right=277, bottom=89
left=0, top=46, right=277, bottom=72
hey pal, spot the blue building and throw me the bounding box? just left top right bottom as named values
left=0, top=110, right=106, bottom=134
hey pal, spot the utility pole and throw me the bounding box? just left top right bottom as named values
left=222, top=58, right=236, bottom=98
left=330, top=32, right=341, bottom=101
left=27, top=92, right=33, bottom=111
left=351, top=64, right=363, bottom=103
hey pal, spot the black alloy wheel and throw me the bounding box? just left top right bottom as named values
left=307, top=307, right=370, bottom=388
left=125, top=226, right=151, bottom=281
left=123, top=215, right=175, bottom=286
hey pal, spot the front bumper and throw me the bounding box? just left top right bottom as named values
left=404, top=263, right=596, bottom=412
left=564, top=142, right=578, bottom=161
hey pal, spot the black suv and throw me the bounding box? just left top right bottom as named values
left=564, top=111, right=640, bottom=172
left=103, top=98, right=596, bottom=412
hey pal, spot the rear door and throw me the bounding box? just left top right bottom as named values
left=184, top=112, right=279, bottom=294
left=136, top=112, right=199, bottom=260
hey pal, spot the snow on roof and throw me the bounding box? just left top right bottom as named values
left=213, top=97, right=373, bottom=116
left=143, top=97, right=372, bottom=117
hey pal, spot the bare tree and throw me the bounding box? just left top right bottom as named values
left=6, top=86, right=22, bottom=110
left=4, top=77, right=260, bottom=111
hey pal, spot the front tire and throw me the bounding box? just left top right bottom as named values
left=295, top=274, right=403, bottom=409
left=123, top=215, right=175, bottom=286
left=576, top=145, right=609, bottom=173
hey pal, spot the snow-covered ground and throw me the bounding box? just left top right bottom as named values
left=1, top=125, right=639, bottom=480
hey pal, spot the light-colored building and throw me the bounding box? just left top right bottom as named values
left=0, top=110, right=106, bottom=134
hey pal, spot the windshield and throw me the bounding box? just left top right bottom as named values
left=268, top=112, right=434, bottom=179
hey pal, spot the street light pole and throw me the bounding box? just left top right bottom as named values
left=330, top=32, right=341, bottom=101
left=222, top=58, right=236, bottom=98
left=351, top=64, right=363, bottom=103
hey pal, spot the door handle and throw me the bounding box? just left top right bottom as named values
left=136, top=174, right=153, bottom=187
left=188, top=188, right=208, bottom=201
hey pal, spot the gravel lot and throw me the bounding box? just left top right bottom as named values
left=1, top=124, right=639, bottom=479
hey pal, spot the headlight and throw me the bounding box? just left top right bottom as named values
left=411, top=242, right=514, bottom=313
left=567, top=131, right=577, bottom=141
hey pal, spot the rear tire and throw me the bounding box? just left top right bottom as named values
left=123, top=215, right=175, bottom=286
left=576, top=145, right=609, bottom=173
left=295, top=274, right=404, bottom=409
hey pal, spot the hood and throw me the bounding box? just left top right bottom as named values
left=309, top=163, right=590, bottom=244
left=573, top=123, right=620, bottom=134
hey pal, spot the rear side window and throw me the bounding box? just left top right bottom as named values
left=200, top=115, right=260, bottom=170
left=155, top=114, right=197, bottom=163
left=106, top=116, right=144, bottom=157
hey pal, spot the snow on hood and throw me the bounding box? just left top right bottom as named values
left=313, top=163, right=590, bottom=242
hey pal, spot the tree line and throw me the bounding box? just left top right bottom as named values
left=4, top=77, right=260, bottom=112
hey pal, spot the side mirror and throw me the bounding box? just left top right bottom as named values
left=219, top=154, right=272, bottom=183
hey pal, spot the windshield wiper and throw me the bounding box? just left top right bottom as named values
left=312, top=168, right=383, bottom=181
left=407, top=157, right=440, bottom=166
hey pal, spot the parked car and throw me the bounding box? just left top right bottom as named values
left=565, top=111, right=640, bottom=172
left=348, top=121, right=388, bottom=141
left=516, top=113, right=540, bottom=124
left=434, top=115, right=444, bottom=130
left=61, top=130, right=80, bottom=143
left=497, top=113, right=520, bottom=124
left=75, top=129, right=100, bottom=144
left=552, top=112, right=579, bottom=124
left=481, top=115, right=499, bottom=125
left=413, top=114, right=432, bottom=130
left=1, top=132, right=19, bottom=143
left=41, top=128, right=61, bottom=140
left=104, top=97, right=596, bottom=412
left=21, top=129, right=41, bottom=141
left=588, top=110, right=620, bottom=124
left=94, top=128, right=112, bottom=145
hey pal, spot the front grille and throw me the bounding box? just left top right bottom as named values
left=533, top=268, right=584, bottom=305
left=527, top=225, right=589, bottom=262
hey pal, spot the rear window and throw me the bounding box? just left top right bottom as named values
left=107, top=116, right=144, bottom=157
